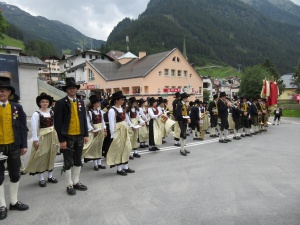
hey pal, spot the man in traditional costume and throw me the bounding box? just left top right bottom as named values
left=172, top=92, right=181, bottom=146
left=176, top=93, right=191, bottom=156
left=0, top=74, right=29, bottom=220
left=208, top=94, right=219, bottom=137
left=53, top=77, right=89, bottom=195
left=217, top=92, right=232, bottom=143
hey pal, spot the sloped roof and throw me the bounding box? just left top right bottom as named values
left=107, top=50, right=125, bottom=60
left=118, top=52, right=138, bottom=59
left=89, top=49, right=176, bottom=81
left=281, top=74, right=295, bottom=89
left=18, top=56, right=47, bottom=67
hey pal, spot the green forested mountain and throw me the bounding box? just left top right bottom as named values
left=106, top=0, right=300, bottom=73
left=241, top=0, right=300, bottom=26
left=0, top=2, right=105, bottom=54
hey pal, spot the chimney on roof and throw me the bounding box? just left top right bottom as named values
left=139, top=51, right=146, bottom=60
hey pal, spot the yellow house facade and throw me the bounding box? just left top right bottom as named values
left=83, top=48, right=203, bottom=102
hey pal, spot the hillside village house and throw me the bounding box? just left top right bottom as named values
left=40, top=55, right=61, bottom=82
left=82, top=48, right=203, bottom=102
left=59, top=49, right=113, bottom=83
left=279, top=74, right=296, bottom=101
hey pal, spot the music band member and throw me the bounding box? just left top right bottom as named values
left=190, top=99, right=202, bottom=140
left=172, top=92, right=181, bottom=146
left=176, top=93, right=191, bottom=156
left=106, top=91, right=135, bottom=176
left=0, top=74, right=29, bottom=220
left=208, top=94, right=219, bottom=137
left=217, top=92, right=232, bottom=143
left=83, top=95, right=107, bottom=171
left=53, top=77, right=89, bottom=196
left=148, top=97, right=163, bottom=151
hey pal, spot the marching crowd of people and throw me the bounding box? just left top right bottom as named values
left=0, top=75, right=282, bottom=220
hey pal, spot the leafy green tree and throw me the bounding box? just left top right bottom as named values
left=25, top=40, right=58, bottom=58
left=239, top=65, right=272, bottom=98
left=6, top=23, right=23, bottom=40
left=0, top=11, right=8, bottom=39
left=290, top=60, right=300, bottom=94
left=203, top=89, right=210, bottom=102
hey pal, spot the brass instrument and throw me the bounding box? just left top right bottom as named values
left=212, top=107, right=218, bottom=116
left=161, top=114, right=168, bottom=123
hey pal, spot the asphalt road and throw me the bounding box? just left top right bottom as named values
left=1, top=117, right=300, bottom=225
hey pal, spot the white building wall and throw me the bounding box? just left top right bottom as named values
left=18, top=66, right=39, bottom=116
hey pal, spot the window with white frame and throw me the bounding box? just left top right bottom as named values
left=171, top=70, right=175, bottom=77
left=178, top=70, right=182, bottom=77
left=88, top=69, right=95, bottom=81
left=164, top=69, right=169, bottom=76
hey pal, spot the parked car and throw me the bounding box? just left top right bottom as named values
left=54, top=80, right=65, bottom=90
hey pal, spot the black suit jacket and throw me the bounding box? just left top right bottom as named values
left=217, top=99, right=228, bottom=118
left=53, top=96, right=89, bottom=143
left=190, top=106, right=200, bottom=122
left=250, top=104, right=258, bottom=116
left=8, top=101, right=28, bottom=148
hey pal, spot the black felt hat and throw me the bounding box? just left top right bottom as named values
left=138, top=98, right=146, bottom=106
left=213, top=94, right=218, bottom=100
left=219, top=92, right=226, bottom=98
left=0, top=72, right=15, bottom=95
left=62, top=77, right=80, bottom=92
left=148, top=97, right=157, bottom=106
left=112, top=91, right=125, bottom=100
left=36, top=93, right=53, bottom=108
left=174, top=92, right=180, bottom=98
left=89, top=95, right=100, bottom=104
left=180, top=93, right=190, bottom=99
left=128, top=97, right=137, bottom=103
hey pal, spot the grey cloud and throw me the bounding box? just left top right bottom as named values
left=6, top=0, right=150, bottom=40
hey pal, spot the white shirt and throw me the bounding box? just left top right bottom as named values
left=0, top=100, right=9, bottom=107
left=31, top=109, right=52, bottom=141
left=108, top=106, right=124, bottom=139
left=125, top=108, right=144, bottom=127
left=148, top=107, right=160, bottom=119
left=139, top=107, right=148, bottom=122
left=86, top=108, right=106, bottom=132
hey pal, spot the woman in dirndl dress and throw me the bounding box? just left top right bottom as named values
left=83, top=95, right=107, bottom=171
left=138, top=98, right=149, bottom=148
left=125, top=97, right=145, bottom=158
left=25, top=93, right=59, bottom=187
left=106, top=91, right=135, bottom=176
left=148, top=97, right=163, bottom=151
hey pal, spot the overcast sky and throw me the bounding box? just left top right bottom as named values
left=4, top=0, right=300, bottom=41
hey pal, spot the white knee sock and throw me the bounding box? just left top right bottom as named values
left=224, top=130, right=228, bottom=139
left=123, top=164, right=129, bottom=170
left=234, top=129, right=237, bottom=137
left=94, top=160, right=98, bottom=166
left=72, top=166, right=81, bottom=185
left=65, top=169, right=73, bottom=187
left=97, top=159, right=101, bottom=165
left=134, top=150, right=138, bottom=154
left=48, top=171, right=53, bottom=179
left=219, top=132, right=223, bottom=140
left=0, top=185, right=6, bottom=207
left=192, top=130, right=196, bottom=138
left=117, top=165, right=122, bottom=171
left=9, top=182, right=19, bottom=205
left=180, top=138, right=184, bottom=151
left=39, top=173, right=45, bottom=181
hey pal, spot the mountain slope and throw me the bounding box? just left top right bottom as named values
left=107, top=0, right=300, bottom=73
left=241, top=0, right=300, bottom=26
left=0, top=2, right=105, bottom=54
